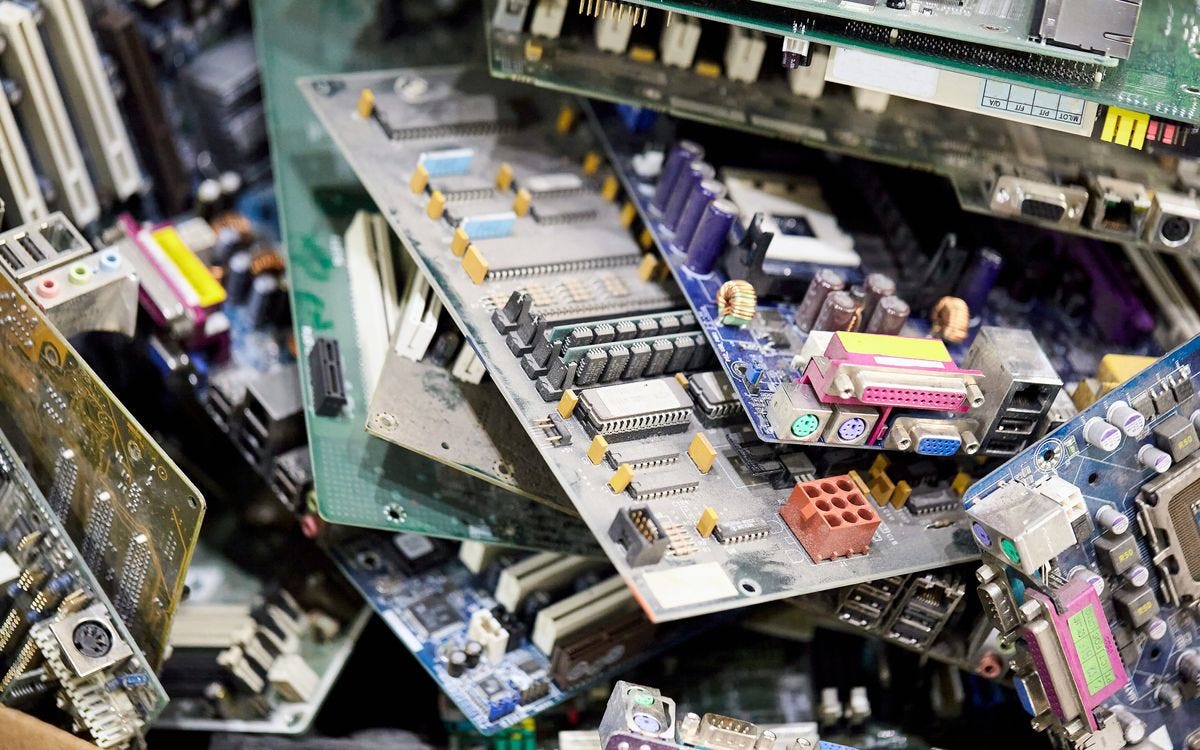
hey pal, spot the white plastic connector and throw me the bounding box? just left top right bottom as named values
left=343, top=212, right=393, bottom=394
left=1035, top=475, right=1087, bottom=524
left=530, top=0, right=568, bottom=38
left=724, top=27, right=766, bottom=83
left=0, top=2, right=99, bottom=225
left=531, top=576, right=634, bottom=655
left=41, top=0, right=141, bottom=200
left=660, top=15, right=701, bottom=69
left=594, top=13, right=634, bottom=53
left=494, top=552, right=600, bottom=611
left=467, top=608, right=509, bottom=663
left=450, top=346, right=487, bottom=384
left=0, top=90, right=47, bottom=223
left=394, top=252, right=441, bottom=362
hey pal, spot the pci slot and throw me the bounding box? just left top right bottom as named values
left=493, top=552, right=602, bottom=612
left=0, top=1, right=98, bottom=225
left=94, top=5, right=188, bottom=214
left=40, top=0, right=140, bottom=200
left=0, top=88, right=46, bottom=224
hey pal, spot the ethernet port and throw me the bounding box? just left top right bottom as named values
left=1006, top=383, right=1055, bottom=415
left=1090, top=176, right=1150, bottom=235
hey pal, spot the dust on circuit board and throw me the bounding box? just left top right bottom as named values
left=0, top=220, right=204, bottom=669
left=0, top=426, right=167, bottom=748
left=487, top=9, right=1200, bottom=256
left=598, top=128, right=1158, bottom=459
left=329, top=532, right=713, bottom=735
left=301, top=65, right=979, bottom=623
left=964, top=337, right=1200, bottom=749
left=257, top=32, right=596, bottom=548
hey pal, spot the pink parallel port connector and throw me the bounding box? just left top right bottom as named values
left=800, top=331, right=985, bottom=445
left=119, top=213, right=229, bottom=354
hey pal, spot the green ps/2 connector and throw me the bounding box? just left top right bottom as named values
left=791, top=414, right=821, bottom=438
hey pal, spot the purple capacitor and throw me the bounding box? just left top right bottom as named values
left=860, top=272, right=896, bottom=329
left=865, top=294, right=910, bottom=335
left=685, top=199, right=737, bottom=275
left=955, top=248, right=1002, bottom=317
left=674, top=178, right=727, bottom=250
left=663, top=161, right=715, bottom=230
left=653, top=140, right=704, bottom=210
left=813, top=289, right=858, bottom=332
left=795, top=269, right=846, bottom=331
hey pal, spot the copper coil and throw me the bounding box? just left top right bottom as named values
left=210, top=211, right=254, bottom=241
left=716, top=279, right=757, bottom=327
left=250, top=248, right=286, bottom=276
left=931, top=296, right=970, bottom=344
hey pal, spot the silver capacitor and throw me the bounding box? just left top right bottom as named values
left=812, top=290, right=858, bottom=332
left=795, top=269, right=846, bottom=331
left=865, top=295, right=910, bottom=335
left=860, top=273, right=896, bottom=329
left=247, top=273, right=279, bottom=328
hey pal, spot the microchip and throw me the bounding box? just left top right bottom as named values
left=689, top=371, right=741, bottom=420
left=576, top=377, right=693, bottom=439
left=627, top=467, right=700, bottom=500
left=905, top=489, right=959, bottom=516
left=428, top=174, right=495, bottom=201
left=409, top=595, right=461, bottom=636
left=475, top=675, right=507, bottom=699
left=713, top=518, right=771, bottom=545
left=606, top=443, right=680, bottom=470
left=392, top=532, right=451, bottom=574
left=514, top=653, right=544, bottom=676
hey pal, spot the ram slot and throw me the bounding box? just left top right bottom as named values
left=0, top=2, right=98, bottom=225
left=94, top=5, right=188, bottom=214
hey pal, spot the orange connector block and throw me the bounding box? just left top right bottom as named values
left=781, top=476, right=881, bottom=562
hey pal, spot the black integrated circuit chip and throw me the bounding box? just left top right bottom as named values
left=409, top=594, right=461, bottom=635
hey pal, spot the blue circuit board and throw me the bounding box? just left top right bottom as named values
left=328, top=534, right=713, bottom=735
left=600, top=129, right=1158, bottom=455
left=964, top=336, right=1200, bottom=748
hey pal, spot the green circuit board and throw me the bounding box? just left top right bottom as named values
left=255, top=0, right=594, bottom=553
left=576, top=0, right=1200, bottom=125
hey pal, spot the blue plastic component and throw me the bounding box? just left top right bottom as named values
left=745, top=364, right=764, bottom=392
left=916, top=434, right=961, bottom=456
left=461, top=211, right=517, bottom=240
left=419, top=147, right=475, bottom=177
left=616, top=104, right=657, bottom=133
left=487, top=694, right=519, bottom=721
left=818, top=742, right=860, bottom=750
left=1015, top=677, right=1036, bottom=716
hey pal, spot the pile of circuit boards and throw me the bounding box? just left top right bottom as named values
left=1, top=0, right=1199, bottom=748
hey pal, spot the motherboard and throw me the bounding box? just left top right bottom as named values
left=330, top=534, right=714, bottom=734
left=302, top=65, right=981, bottom=622
left=964, top=337, right=1200, bottom=747
left=0, top=216, right=204, bottom=669
left=0, top=426, right=166, bottom=749
left=493, top=0, right=1200, bottom=129
left=258, top=34, right=593, bottom=548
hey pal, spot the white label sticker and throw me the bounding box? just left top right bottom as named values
left=643, top=562, right=740, bottom=609
left=978, top=79, right=1086, bottom=125
left=829, top=49, right=941, bottom=99
left=873, top=355, right=949, bottom=370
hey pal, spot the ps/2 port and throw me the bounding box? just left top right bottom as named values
left=1159, top=214, right=1194, bottom=248
left=791, top=414, right=821, bottom=438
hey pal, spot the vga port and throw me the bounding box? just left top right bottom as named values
left=990, top=176, right=1087, bottom=227
left=916, top=434, right=961, bottom=456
